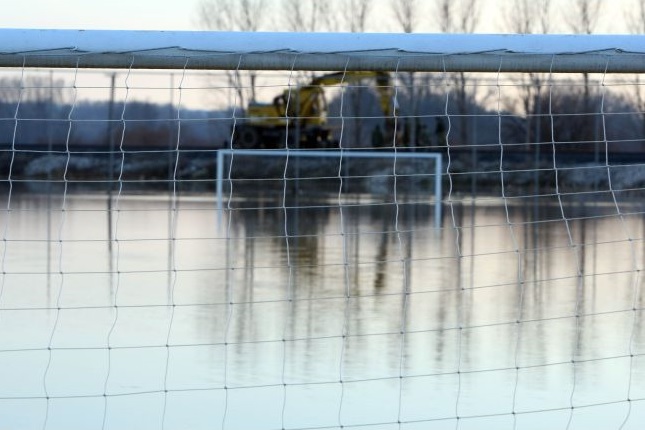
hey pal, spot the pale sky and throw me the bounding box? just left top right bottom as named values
left=1, top=0, right=200, bottom=31
left=0, top=0, right=634, bottom=33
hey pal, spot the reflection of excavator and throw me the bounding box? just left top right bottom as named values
left=233, top=71, right=394, bottom=149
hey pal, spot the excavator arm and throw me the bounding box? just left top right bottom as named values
left=309, top=71, right=393, bottom=119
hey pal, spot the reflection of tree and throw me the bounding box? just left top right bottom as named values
left=373, top=205, right=395, bottom=289
left=215, top=193, right=641, bottom=409
left=230, top=198, right=332, bottom=283
left=282, top=205, right=332, bottom=279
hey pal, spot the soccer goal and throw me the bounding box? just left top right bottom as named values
left=0, top=29, right=644, bottom=430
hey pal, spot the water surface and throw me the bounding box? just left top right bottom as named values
left=0, top=191, right=643, bottom=430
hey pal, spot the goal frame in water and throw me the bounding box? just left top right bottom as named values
left=216, top=149, right=443, bottom=229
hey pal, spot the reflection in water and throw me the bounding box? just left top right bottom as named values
left=0, top=191, right=643, bottom=430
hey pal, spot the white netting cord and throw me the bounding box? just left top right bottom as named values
left=599, top=62, right=644, bottom=430
left=440, top=56, right=463, bottom=429
left=336, top=58, right=350, bottom=430
left=0, top=57, right=24, bottom=332
left=280, top=55, right=298, bottom=430
left=41, top=59, right=78, bottom=430
left=495, top=58, right=528, bottom=430
left=220, top=54, right=245, bottom=430
left=390, top=60, right=411, bottom=430
left=160, top=57, right=188, bottom=430
left=543, top=57, right=586, bottom=430
left=101, top=57, right=133, bottom=430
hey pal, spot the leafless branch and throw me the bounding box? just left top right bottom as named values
left=627, top=0, right=645, bottom=33
left=197, top=0, right=267, bottom=31
left=281, top=0, right=336, bottom=32
left=343, top=0, right=371, bottom=32
left=390, top=0, right=420, bottom=33
left=503, top=0, right=551, bottom=34
left=436, top=0, right=480, bottom=33
left=566, top=0, right=602, bottom=34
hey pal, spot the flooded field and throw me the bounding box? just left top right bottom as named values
left=0, top=190, right=643, bottom=430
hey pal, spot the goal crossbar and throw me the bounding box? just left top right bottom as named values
left=2, top=29, right=645, bottom=73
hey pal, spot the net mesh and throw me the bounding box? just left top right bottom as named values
left=0, top=36, right=644, bottom=430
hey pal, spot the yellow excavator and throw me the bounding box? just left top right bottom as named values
left=233, top=71, right=394, bottom=149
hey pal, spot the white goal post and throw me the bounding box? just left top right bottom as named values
left=2, top=29, right=645, bottom=72
left=0, top=29, right=644, bottom=430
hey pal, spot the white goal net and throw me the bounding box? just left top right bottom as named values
left=0, top=30, right=644, bottom=430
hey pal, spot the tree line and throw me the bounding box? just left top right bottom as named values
left=0, top=77, right=226, bottom=149
left=196, top=0, right=645, bottom=34
left=191, top=0, right=645, bottom=154
left=2, top=73, right=643, bottom=155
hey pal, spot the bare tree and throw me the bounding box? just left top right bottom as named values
left=503, top=0, right=552, bottom=152
left=566, top=0, right=602, bottom=34
left=391, top=0, right=420, bottom=33
left=280, top=0, right=338, bottom=118
left=0, top=76, right=73, bottom=146
left=437, top=0, right=454, bottom=33
left=627, top=0, right=645, bottom=33
left=457, top=0, right=480, bottom=33
left=504, top=0, right=552, bottom=34
left=437, top=0, right=453, bottom=32
left=281, top=0, right=336, bottom=32
left=437, top=0, right=480, bottom=33
left=197, top=0, right=269, bottom=106
left=343, top=0, right=372, bottom=32
left=198, top=0, right=267, bottom=31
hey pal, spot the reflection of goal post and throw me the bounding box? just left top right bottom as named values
left=1, top=29, right=645, bottom=430
left=216, top=149, right=443, bottom=228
